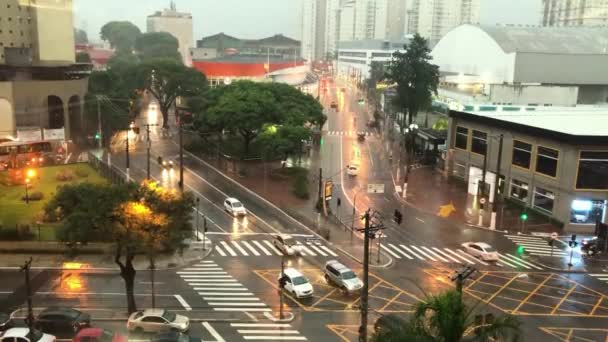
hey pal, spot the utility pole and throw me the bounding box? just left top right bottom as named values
left=279, top=255, right=285, bottom=320
left=478, top=146, right=488, bottom=226
left=196, top=198, right=201, bottom=241
left=97, top=95, right=102, bottom=149
left=178, top=109, right=184, bottom=191
left=125, top=129, right=130, bottom=182
left=21, top=258, right=34, bottom=332
left=452, top=266, right=476, bottom=295
left=143, top=124, right=158, bottom=180
left=317, top=168, right=323, bottom=209
left=491, top=135, right=504, bottom=230
left=202, top=216, right=207, bottom=251
left=359, top=209, right=371, bottom=342
left=149, top=257, right=156, bottom=309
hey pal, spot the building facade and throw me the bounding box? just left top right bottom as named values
left=542, top=0, right=608, bottom=26
left=447, top=105, right=608, bottom=233
left=195, top=33, right=300, bottom=60
left=386, top=0, right=408, bottom=40
left=409, top=0, right=480, bottom=45
left=336, top=39, right=406, bottom=82
left=0, top=0, right=89, bottom=142
left=147, top=2, right=193, bottom=66
left=301, top=0, right=342, bottom=61
left=338, top=0, right=392, bottom=42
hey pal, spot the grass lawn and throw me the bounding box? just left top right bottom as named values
left=0, top=163, right=107, bottom=240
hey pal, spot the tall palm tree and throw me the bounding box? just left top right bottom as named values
left=371, top=290, right=521, bottom=342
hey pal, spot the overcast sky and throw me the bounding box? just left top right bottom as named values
left=74, top=0, right=542, bottom=43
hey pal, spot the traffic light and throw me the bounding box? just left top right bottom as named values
left=520, top=212, right=528, bottom=221
left=394, top=209, right=403, bottom=225
left=517, top=245, right=525, bottom=254
left=320, top=137, right=324, bottom=146
left=94, top=133, right=101, bottom=140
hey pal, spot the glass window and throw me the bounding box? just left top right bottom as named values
left=471, top=130, right=487, bottom=155
left=570, top=199, right=605, bottom=224
left=536, top=146, right=559, bottom=177
left=533, top=187, right=555, bottom=213
left=576, top=151, right=608, bottom=190
left=510, top=179, right=528, bottom=202
left=453, top=163, right=466, bottom=179
left=454, top=126, right=468, bottom=150
left=512, top=140, right=532, bottom=169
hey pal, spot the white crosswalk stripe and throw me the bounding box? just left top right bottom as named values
left=377, top=244, right=544, bottom=270
left=231, top=323, right=308, bottom=341
left=589, top=274, right=608, bottom=285
left=326, top=130, right=374, bottom=137
left=208, top=239, right=339, bottom=258
left=505, top=234, right=568, bottom=257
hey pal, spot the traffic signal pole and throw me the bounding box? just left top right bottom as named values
left=359, top=210, right=370, bottom=342
left=491, top=134, right=504, bottom=230
left=21, top=258, right=34, bottom=332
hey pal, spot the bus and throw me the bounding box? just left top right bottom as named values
left=0, top=140, right=64, bottom=170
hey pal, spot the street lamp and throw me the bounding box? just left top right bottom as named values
left=24, top=178, right=31, bottom=204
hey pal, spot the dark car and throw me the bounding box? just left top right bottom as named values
left=0, top=312, right=13, bottom=331
left=35, top=307, right=90, bottom=335
left=151, top=332, right=201, bottom=342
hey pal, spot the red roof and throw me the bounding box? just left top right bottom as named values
left=192, top=60, right=304, bottom=78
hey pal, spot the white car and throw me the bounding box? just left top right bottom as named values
left=127, top=309, right=189, bottom=333
left=346, top=164, right=359, bottom=176
left=0, top=328, right=55, bottom=342
left=273, top=234, right=303, bottom=256
left=278, top=268, right=314, bottom=298
left=461, top=242, right=499, bottom=261
left=224, top=197, right=247, bottom=216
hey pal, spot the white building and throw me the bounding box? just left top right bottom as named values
left=336, top=39, right=406, bottom=82
left=409, top=0, right=480, bottom=45
left=542, top=0, right=608, bottom=27
left=301, top=0, right=342, bottom=61
left=431, top=24, right=608, bottom=107
left=147, top=2, right=194, bottom=66
left=339, top=0, right=391, bottom=41
left=386, top=0, right=408, bottom=40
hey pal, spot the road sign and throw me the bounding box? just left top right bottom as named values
left=367, top=184, right=385, bottom=194
left=324, top=181, right=333, bottom=201
left=550, top=232, right=558, bottom=240
left=479, top=197, right=486, bottom=205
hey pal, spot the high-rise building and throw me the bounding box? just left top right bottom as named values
left=339, top=0, right=390, bottom=41
left=147, top=1, right=193, bottom=66
left=0, top=0, right=89, bottom=142
left=386, top=0, right=407, bottom=40
left=409, top=0, right=480, bottom=45
left=541, top=0, right=608, bottom=26
left=301, top=0, right=342, bottom=61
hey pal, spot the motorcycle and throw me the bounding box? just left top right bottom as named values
left=581, top=237, right=601, bottom=257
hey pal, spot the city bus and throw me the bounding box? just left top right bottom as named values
left=0, top=140, right=64, bottom=170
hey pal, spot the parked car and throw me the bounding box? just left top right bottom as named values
left=0, top=328, right=55, bottom=342
left=324, top=260, right=363, bottom=294
left=0, top=313, right=13, bottom=332
left=461, top=242, right=499, bottom=261
left=273, top=234, right=303, bottom=256
left=35, top=307, right=90, bottom=335
left=72, top=328, right=126, bottom=342
left=224, top=197, right=247, bottom=217
left=330, top=101, right=337, bottom=109
left=127, top=309, right=189, bottom=334
left=151, top=331, right=201, bottom=342
left=278, top=268, right=314, bottom=298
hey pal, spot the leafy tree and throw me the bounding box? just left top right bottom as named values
left=268, top=82, right=326, bottom=127
left=259, top=124, right=311, bottom=162
left=76, top=52, right=91, bottom=63
left=137, top=58, right=208, bottom=128
left=107, top=51, right=140, bottom=73
left=135, top=32, right=182, bottom=62
left=100, top=21, right=142, bottom=53
left=74, top=28, right=88, bottom=44
left=46, top=181, right=194, bottom=314
left=371, top=290, right=521, bottom=342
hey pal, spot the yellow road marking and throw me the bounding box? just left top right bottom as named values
left=512, top=273, right=553, bottom=314
left=550, top=283, right=578, bottom=315
left=483, top=273, right=520, bottom=304
left=590, top=295, right=607, bottom=316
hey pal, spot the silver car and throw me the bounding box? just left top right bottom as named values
left=127, top=309, right=189, bottom=334
left=324, top=260, right=363, bottom=294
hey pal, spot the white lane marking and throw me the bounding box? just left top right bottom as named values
left=252, top=240, right=272, bottom=256
left=194, top=287, right=248, bottom=291
left=213, top=308, right=272, bottom=312
left=201, top=260, right=216, bottom=264
left=388, top=244, right=413, bottom=259
left=203, top=297, right=260, bottom=301
left=202, top=322, right=226, bottom=342
left=177, top=271, right=228, bottom=275
left=495, top=256, right=518, bottom=269
left=365, top=139, right=374, bottom=167
left=174, top=295, right=192, bottom=311
left=590, top=274, right=608, bottom=276
left=421, top=246, right=449, bottom=262
left=209, top=302, right=266, bottom=307
left=242, top=337, right=306, bottom=341
left=184, top=279, right=239, bottom=283
left=206, top=232, right=313, bottom=237
left=307, top=243, right=328, bottom=256
left=215, top=245, right=227, bottom=256
left=263, top=240, right=283, bottom=255
left=297, top=243, right=316, bottom=256
left=320, top=245, right=338, bottom=256
left=443, top=248, right=474, bottom=264
left=220, top=241, right=238, bottom=256
left=431, top=247, right=461, bottom=263
left=415, top=217, right=425, bottom=223
left=180, top=275, right=233, bottom=279
left=231, top=323, right=292, bottom=327
left=410, top=246, right=437, bottom=261
left=183, top=267, right=222, bottom=271
left=495, top=254, right=531, bottom=269
left=231, top=241, right=249, bottom=256
left=380, top=245, right=401, bottom=259
left=237, top=330, right=300, bottom=334
left=402, top=245, right=424, bottom=261
left=457, top=249, right=489, bottom=265
left=501, top=253, right=543, bottom=270
left=241, top=241, right=261, bottom=256
left=198, top=292, right=254, bottom=296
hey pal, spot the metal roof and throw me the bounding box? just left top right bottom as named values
left=338, top=39, right=409, bottom=51
left=477, top=24, right=608, bottom=54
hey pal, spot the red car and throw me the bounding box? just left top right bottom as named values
left=72, top=328, right=126, bottom=342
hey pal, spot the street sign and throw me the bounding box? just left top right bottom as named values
left=367, top=184, right=385, bottom=194
left=479, top=197, right=486, bottom=205
left=324, top=181, right=333, bottom=201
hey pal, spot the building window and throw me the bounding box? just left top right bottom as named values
left=576, top=151, right=608, bottom=190
left=453, top=163, right=466, bottom=179
left=570, top=199, right=605, bottom=224
left=533, top=187, right=555, bottom=213
left=471, top=130, right=487, bottom=155
left=510, top=179, right=528, bottom=202
left=455, top=126, right=468, bottom=150
left=536, top=146, right=559, bottom=177
left=512, top=140, right=532, bottom=169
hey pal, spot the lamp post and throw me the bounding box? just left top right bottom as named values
left=25, top=178, right=30, bottom=204
left=196, top=198, right=201, bottom=241
left=24, top=169, right=36, bottom=204
left=403, top=123, right=419, bottom=199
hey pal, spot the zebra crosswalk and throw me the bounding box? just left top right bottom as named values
left=212, top=239, right=339, bottom=258
left=379, top=243, right=544, bottom=270
left=178, top=261, right=308, bottom=340
left=325, top=130, right=375, bottom=137
left=505, top=234, right=568, bottom=257
left=590, top=274, right=608, bottom=286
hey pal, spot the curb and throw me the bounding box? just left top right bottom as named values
left=264, top=311, right=295, bottom=323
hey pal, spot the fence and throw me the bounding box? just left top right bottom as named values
left=87, top=151, right=127, bottom=185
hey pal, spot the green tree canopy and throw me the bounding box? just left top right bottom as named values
left=135, top=32, right=182, bottom=62
left=136, top=58, right=208, bottom=128
left=74, top=28, right=88, bottom=44
left=100, top=21, right=142, bottom=53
